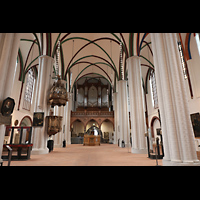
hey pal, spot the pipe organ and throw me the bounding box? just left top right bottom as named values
left=76, top=79, right=110, bottom=110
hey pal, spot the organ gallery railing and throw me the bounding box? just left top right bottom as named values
left=71, top=111, right=114, bottom=117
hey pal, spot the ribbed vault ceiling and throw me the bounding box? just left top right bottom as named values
left=18, top=33, right=153, bottom=93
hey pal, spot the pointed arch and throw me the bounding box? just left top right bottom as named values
left=86, top=119, right=100, bottom=129
left=71, top=72, right=112, bottom=93
left=70, top=118, right=85, bottom=130
left=139, top=33, right=149, bottom=56
left=32, top=33, right=42, bottom=56
left=58, top=37, right=117, bottom=80
left=100, top=118, right=114, bottom=129
left=68, top=54, right=119, bottom=80
left=72, top=61, right=112, bottom=83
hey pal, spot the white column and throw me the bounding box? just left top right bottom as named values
left=0, top=33, right=21, bottom=162
left=63, top=102, right=67, bottom=144
left=0, top=33, right=14, bottom=100
left=32, top=55, right=54, bottom=155
left=127, top=56, right=147, bottom=154
left=60, top=105, right=64, bottom=146
left=0, top=125, right=6, bottom=163
left=117, top=80, right=130, bottom=147
left=151, top=33, right=200, bottom=166
left=113, top=92, right=118, bottom=144
left=0, top=33, right=21, bottom=100
left=66, top=92, right=72, bottom=145
left=4, top=34, right=21, bottom=99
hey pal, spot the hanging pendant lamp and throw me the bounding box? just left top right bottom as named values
left=48, top=75, right=68, bottom=107
left=48, top=39, right=68, bottom=107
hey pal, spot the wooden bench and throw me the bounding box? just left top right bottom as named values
left=2, top=126, right=33, bottom=160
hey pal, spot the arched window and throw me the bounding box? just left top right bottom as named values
left=178, top=42, right=187, bottom=79
left=23, top=69, right=35, bottom=111
left=150, top=70, right=158, bottom=109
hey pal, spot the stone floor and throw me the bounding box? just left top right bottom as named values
left=2, top=144, right=163, bottom=166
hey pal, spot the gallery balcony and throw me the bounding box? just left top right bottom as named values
left=71, top=110, right=114, bottom=118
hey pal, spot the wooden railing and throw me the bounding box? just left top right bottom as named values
left=71, top=111, right=114, bottom=117
left=2, top=126, right=33, bottom=160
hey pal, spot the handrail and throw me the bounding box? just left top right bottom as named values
left=6, top=126, right=32, bottom=130
left=6, top=126, right=32, bottom=145
left=5, top=145, right=12, bottom=166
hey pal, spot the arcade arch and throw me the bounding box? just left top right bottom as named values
left=71, top=119, right=84, bottom=137
left=150, top=116, right=161, bottom=139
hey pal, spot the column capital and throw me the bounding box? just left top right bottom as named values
left=39, top=55, right=55, bottom=63
left=126, top=56, right=141, bottom=70
left=118, top=79, right=127, bottom=84
left=126, top=55, right=140, bottom=62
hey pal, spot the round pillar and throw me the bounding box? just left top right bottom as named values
left=151, top=33, right=200, bottom=166
left=127, top=56, right=147, bottom=154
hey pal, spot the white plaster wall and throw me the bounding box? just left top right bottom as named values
left=11, top=37, right=39, bottom=126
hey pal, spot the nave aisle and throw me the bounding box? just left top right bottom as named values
left=2, top=144, right=163, bottom=166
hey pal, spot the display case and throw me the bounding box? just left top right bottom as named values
left=83, top=135, right=100, bottom=146
left=83, top=126, right=101, bottom=146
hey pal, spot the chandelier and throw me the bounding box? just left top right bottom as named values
left=48, top=39, right=68, bottom=107
left=48, top=75, right=68, bottom=107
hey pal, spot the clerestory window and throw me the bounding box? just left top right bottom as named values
left=22, top=68, right=35, bottom=111
left=178, top=42, right=187, bottom=80
left=150, top=70, right=158, bottom=109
